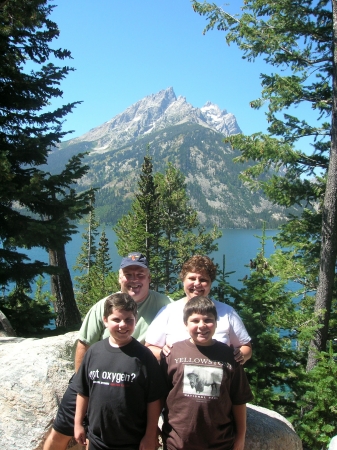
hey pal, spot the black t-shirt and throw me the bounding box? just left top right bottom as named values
left=74, top=337, right=167, bottom=450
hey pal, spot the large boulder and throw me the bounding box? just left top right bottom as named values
left=246, top=404, right=302, bottom=449
left=0, top=333, right=302, bottom=450
left=0, top=332, right=79, bottom=450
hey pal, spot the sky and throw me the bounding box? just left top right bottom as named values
left=48, top=0, right=272, bottom=140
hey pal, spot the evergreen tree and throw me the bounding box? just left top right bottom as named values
left=114, top=154, right=162, bottom=286
left=74, top=206, right=100, bottom=316
left=89, top=230, right=117, bottom=302
left=155, top=163, right=220, bottom=292
left=0, top=0, right=92, bottom=329
left=74, top=194, right=100, bottom=275
left=294, top=342, right=337, bottom=449
left=2, top=278, right=55, bottom=335
left=192, top=0, right=337, bottom=371
left=215, top=226, right=300, bottom=414
left=115, top=157, right=221, bottom=293
left=75, top=223, right=118, bottom=317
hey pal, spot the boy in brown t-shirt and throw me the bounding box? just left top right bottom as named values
left=160, top=296, right=253, bottom=450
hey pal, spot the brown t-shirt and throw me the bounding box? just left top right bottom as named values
left=160, top=339, right=253, bottom=450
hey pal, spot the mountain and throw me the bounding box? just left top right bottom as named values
left=48, top=87, right=295, bottom=228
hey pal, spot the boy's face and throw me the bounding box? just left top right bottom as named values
left=103, top=308, right=136, bottom=347
left=185, top=312, right=217, bottom=346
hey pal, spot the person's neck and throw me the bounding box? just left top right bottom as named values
left=108, top=336, right=132, bottom=347
left=189, top=337, right=215, bottom=347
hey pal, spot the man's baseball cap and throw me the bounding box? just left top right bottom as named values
left=120, top=252, right=149, bottom=269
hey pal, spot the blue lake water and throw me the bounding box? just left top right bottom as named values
left=16, top=226, right=280, bottom=292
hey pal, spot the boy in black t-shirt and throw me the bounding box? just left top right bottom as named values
left=74, top=293, right=167, bottom=450
left=160, top=296, right=253, bottom=450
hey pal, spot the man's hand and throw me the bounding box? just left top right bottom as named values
left=162, top=343, right=173, bottom=357
left=233, top=343, right=252, bottom=365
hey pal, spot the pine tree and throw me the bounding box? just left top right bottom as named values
left=75, top=223, right=118, bottom=317
left=217, top=226, right=300, bottom=414
left=294, top=342, right=337, bottom=449
left=74, top=205, right=100, bottom=316
left=114, top=154, right=162, bottom=286
left=192, top=0, right=337, bottom=371
left=115, top=156, right=221, bottom=293
left=155, top=163, right=220, bottom=292
left=74, top=194, right=100, bottom=275
left=0, top=0, right=92, bottom=329
left=89, top=230, right=117, bottom=302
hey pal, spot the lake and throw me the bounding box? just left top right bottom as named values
left=18, top=225, right=280, bottom=292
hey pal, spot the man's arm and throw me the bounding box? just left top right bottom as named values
left=75, top=340, right=89, bottom=372
left=74, top=393, right=89, bottom=446
left=145, top=343, right=162, bottom=361
left=232, top=404, right=247, bottom=450
left=139, top=399, right=162, bottom=450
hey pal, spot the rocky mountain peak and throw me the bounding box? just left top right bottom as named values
left=201, top=101, right=240, bottom=136
left=52, top=87, right=292, bottom=229
left=65, top=87, right=241, bottom=153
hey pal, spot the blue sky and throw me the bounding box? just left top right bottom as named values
left=49, top=0, right=271, bottom=140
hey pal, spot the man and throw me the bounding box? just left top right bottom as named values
left=44, top=252, right=171, bottom=450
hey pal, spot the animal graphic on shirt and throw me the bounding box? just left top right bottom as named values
left=184, top=365, right=224, bottom=396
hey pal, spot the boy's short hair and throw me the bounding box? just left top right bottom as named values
left=183, top=296, right=218, bottom=324
left=104, top=293, right=138, bottom=320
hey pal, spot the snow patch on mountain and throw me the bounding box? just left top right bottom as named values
left=201, top=101, right=241, bottom=136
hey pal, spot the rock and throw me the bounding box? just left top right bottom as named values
left=329, top=436, right=337, bottom=450
left=245, top=403, right=302, bottom=449
left=0, top=310, right=17, bottom=337
left=0, top=332, right=77, bottom=450
left=0, top=333, right=302, bottom=450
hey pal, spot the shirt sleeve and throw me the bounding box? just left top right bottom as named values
left=159, top=351, right=170, bottom=390
left=77, top=299, right=105, bottom=346
left=228, top=307, right=251, bottom=348
left=145, top=350, right=168, bottom=402
left=145, top=304, right=170, bottom=347
left=73, top=352, right=90, bottom=397
left=230, top=363, right=254, bottom=405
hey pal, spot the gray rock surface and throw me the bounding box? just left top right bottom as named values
left=245, top=403, right=302, bottom=450
left=0, top=310, right=16, bottom=337
left=0, top=332, right=302, bottom=450
left=67, top=87, right=242, bottom=152
left=0, top=332, right=77, bottom=450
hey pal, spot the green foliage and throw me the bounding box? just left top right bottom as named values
left=114, top=155, right=222, bottom=293
left=114, top=154, right=161, bottom=276
left=192, top=1, right=337, bottom=441
left=293, top=343, right=337, bottom=450
left=0, top=277, right=55, bottom=335
left=75, top=213, right=119, bottom=317
left=154, top=162, right=219, bottom=291
left=75, top=269, right=119, bottom=318
left=0, top=0, right=93, bottom=327
left=57, top=122, right=294, bottom=229
left=74, top=196, right=100, bottom=274
left=221, top=227, right=301, bottom=413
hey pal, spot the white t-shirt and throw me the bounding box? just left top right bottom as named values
left=145, top=297, right=251, bottom=348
